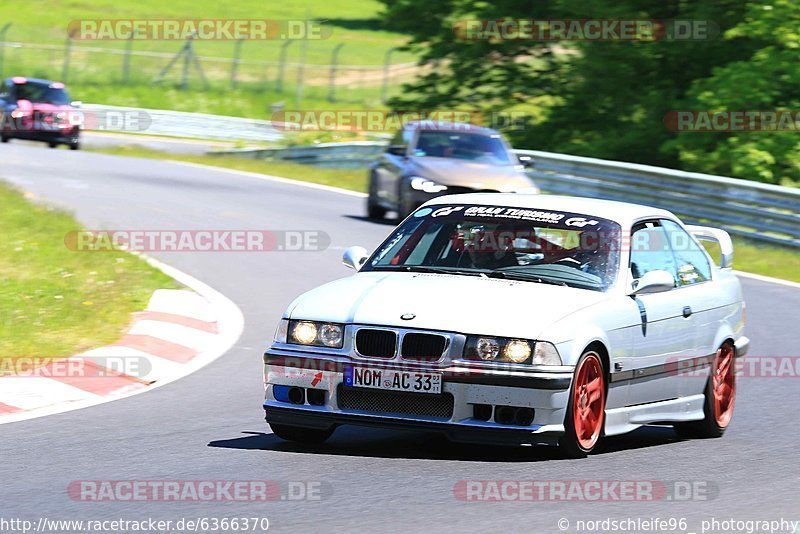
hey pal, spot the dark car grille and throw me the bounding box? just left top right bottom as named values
left=355, top=329, right=397, bottom=358
left=401, top=333, right=447, bottom=361
left=337, top=385, right=454, bottom=419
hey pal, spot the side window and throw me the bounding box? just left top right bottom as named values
left=661, top=219, right=712, bottom=286
left=630, top=221, right=678, bottom=287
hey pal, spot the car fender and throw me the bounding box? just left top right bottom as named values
left=553, top=327, right=610, bottom=369
left=711, top=321, right=736, bottom=357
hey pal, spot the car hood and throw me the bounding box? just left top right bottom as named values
left=408, top=157, right=534, bottom=191
left=30, top=103, right=73, bottom=112
left=15, top=100, right=74, bottom=113
left=287, top=272, right=609, bottom=340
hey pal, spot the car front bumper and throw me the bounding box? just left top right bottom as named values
left=4, top=128, right=78, bottom=143
left=263, top=348, right=574, bottom=446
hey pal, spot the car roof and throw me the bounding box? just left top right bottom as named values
left=403, top=120, right=500, bottom=136
left=423, top=193, right=678, bottom=227
left=6, top=77, right=62, bottom=86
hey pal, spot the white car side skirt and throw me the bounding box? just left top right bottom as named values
left=604, top=394, right=706, bottom=436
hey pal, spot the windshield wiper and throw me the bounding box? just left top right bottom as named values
left=483, top=270, right=568, bottom=286
left=372, top=265, right=483, bottom=277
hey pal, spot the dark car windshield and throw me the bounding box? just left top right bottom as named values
left=363, top=204, right=622, bottom=291
left=413, top=131, right=513, bottom=165
left=15, top=83, right=71, bottom=105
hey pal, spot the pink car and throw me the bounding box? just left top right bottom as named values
left=0, top=77, right=81, bottom=150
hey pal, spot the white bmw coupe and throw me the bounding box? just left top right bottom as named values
left=263, top=194, right=748, bottom=457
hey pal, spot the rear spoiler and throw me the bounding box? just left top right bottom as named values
left=686, top=225, right=733, bottom=269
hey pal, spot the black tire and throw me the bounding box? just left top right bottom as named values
left=70, top=130, right=81, bottom=151
left=674, top=341, right=736, bottom=439
left=269, top=423, right=334, bottom=444
left=1, top=135, right=9, bottom=143
left=48, top=141, right=58, bottom=149
left=559, top=351, right=607, bottom=458
left=366, top=173, right=387, bottom=219
left=396, top=181, right=416, bottom=221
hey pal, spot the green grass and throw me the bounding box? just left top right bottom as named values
left=0, top=0, right=415, bottom=65
left=88, top=144, right=800, bottom=283
left=0, top=182, right=178, bottom=363
left=702, top=239, right=800, bottom=283
left=73, top=84, right=394, bottom=119
left=0, top=0, right=417, bottom=115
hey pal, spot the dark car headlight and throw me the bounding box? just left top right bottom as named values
left=287, top=320, right=344, bottom=348
left=463, top=336, right=561, bottom=365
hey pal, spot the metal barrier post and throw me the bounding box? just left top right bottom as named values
left=328, top=43, right=344, bottom=103
left=276, top=40, right=293, bottom=93
left=0, top=23, right=11, bottom=79
left=122, top=33, right=134, bottom=83
left=231, top=38, right=244, bottom=89
left=62, top=29, right=77, bottom=82
left=381, top=47, right=397, bottom=104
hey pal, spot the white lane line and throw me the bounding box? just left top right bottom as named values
left=734, top=270, right=800, bottom=290
left=146, top=289, right=218, bottom=322
left=169, top=160, right=368, bottom=198
left=0, top=254, right=245, bottom=425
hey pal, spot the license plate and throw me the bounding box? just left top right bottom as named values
left=344, top=366, right=442, bottom=394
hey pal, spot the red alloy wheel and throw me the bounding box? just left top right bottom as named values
left=572, top=353, right=606, bottom=450
left=712, top=343, right=736, bottom=428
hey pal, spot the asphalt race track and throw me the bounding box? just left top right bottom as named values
left=1, top=142, right=797, bottom=533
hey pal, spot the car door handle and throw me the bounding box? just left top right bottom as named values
left=682, top=306, right=692, bottom=318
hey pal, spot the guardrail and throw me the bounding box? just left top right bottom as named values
left=213, top=142, right=384, bottom=168
left=212, top=141, right=800, bottom=248
left=83, top=104, right=283, bottom=143
left=519, top=150, right=800, bottom=248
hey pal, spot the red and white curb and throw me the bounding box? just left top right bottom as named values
left=0, top=256, right=244, bottom=425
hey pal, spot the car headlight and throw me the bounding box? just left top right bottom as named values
left=287, top=320, right=344, bottom=348
left=409, top=176, right=448, bottom=194
left=463, top=337, right=561, bottom=365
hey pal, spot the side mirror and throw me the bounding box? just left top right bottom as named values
left=517, top=154, right=534, bottom=168
left=70, top=101, right=82, bottom=108
left=629, top=269, right=675, bottom=295
left=387, top=145, right=406, bottom=157
left=342, top=246, right=369, bottom=271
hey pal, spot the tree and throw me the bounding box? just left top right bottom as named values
left=379, top=0, right=800, bottom=185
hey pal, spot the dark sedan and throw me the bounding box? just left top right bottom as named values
left=367, top=122, right=538, bottom=219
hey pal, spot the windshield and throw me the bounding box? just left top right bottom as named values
left=15, top=83, right=71, bottom=105
left=413, top=131, right=513, bottom=165
left=363, top=204, right=622, bottom=291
